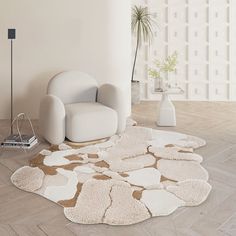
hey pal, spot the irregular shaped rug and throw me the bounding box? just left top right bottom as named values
left=11, top=126, right=211, bottom=225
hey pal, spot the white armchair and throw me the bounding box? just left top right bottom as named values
left=39, top=71, right=126, bottom=144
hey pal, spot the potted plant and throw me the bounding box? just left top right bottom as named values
left=131, top=6, right=156, bottom=104
left=149, top=51, right=178, bottom=92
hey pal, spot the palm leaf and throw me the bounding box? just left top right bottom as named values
left=132, top=6, right=156, bottom=46
left=131, top=5, right=157, bottom=82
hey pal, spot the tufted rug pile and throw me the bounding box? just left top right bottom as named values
left=11, top=126, right=211, bottom=225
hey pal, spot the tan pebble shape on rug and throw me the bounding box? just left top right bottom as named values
left=141, top=189, right=185, bottom=216
left=167, top=179, right=212, bottom=206
left=11, top=166, right=44, bottom=192
left=103, top=182, right=150, bottom=225
left=157, top=159, right=209, bottom=182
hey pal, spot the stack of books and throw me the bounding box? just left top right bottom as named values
left=1, top=134, right=38, bottom=149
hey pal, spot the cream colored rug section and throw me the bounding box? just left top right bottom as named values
left=11, top=126, right=211, bottom=225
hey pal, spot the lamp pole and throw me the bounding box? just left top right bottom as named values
left=8, top=29, right=16, bottom=134
left=10, top=39, right=13, bottom=134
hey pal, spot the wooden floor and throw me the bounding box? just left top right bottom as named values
left=0, top=101, right=236, bottom=236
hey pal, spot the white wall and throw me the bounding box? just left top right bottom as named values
left=0, top=0, right=131, bottom=119
left=133, top=0, right=236, bottom=101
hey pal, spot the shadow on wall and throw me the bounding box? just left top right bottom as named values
left=12, top=71, right=56, bottom=120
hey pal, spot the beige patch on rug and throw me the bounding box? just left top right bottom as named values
left=149, top=146, right=203, bottom=163
left=64, top=179, right=113, bottom=224
left=157, top=159, right=209, bottom=182
left=103, top=182, right=150, bottom=225
left=11, top=166, right=44, bottom=192
left=167, top=179, right=212, bottom=206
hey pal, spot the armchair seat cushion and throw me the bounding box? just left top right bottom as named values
left=65, top=102, right=118, bottom=142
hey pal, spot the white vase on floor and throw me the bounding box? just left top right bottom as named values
left=157, top=93, right=176, bottom=127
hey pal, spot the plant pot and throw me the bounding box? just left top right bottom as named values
left=131, top=81, right=140, bottom=105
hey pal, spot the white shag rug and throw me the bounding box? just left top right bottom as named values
left=11, top=125, right=211, bottom=225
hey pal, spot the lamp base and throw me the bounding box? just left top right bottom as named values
left=1, top=134, right=38, bottom=149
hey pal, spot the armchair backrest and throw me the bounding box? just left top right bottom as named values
left=47, top=71, right=98, bottom=104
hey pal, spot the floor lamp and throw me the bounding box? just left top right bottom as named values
left=8, top=28, right=16, bottom=134
left=1, top=29, right=38, bottom=149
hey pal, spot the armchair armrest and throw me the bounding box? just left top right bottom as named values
left=97, top=84, right=126, bottom=133
left=39, top=95, right=66, bottom=145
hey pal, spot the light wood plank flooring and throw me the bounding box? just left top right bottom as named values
left=0, top=102, right=236, bottom=236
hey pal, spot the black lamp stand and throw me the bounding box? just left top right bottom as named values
left=1, top=29, right=38, bottom=149
left=11, top=39, right=13, bottom=134
left=8, top=29, right=16, bottom=134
